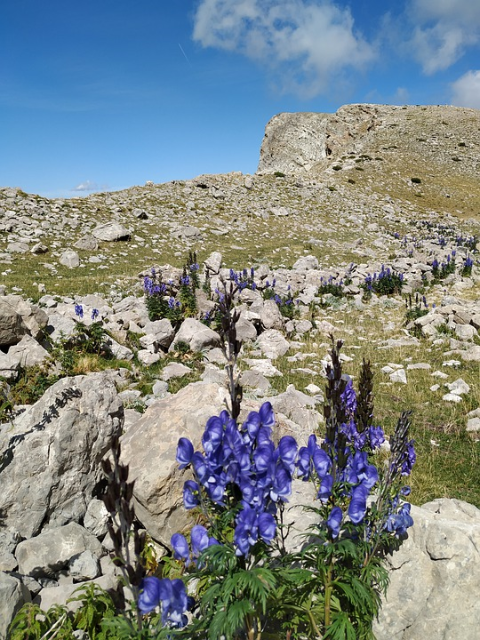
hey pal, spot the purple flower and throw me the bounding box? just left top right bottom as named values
left=138, top=576, right=177, bottom=616
left=259, top=402, right=275, bottom=428
left=385, top=502, right=414, bottom=537
left=191, top=525, right=209, bottom=556
left=348, top=484, right=369, bottom=524
left=317, top=474, right=333, bottom=502
left=234, top=505, right=258, bottom=556
left=176, top=438, right=194, bottom=469
left=91, top=308, right=99, bottom=321
left=402, top=440, right=416, bottom=476
left=369, top=426, right=385, bottom=450
left=202, top=416, right=224, bottom=455
left=258, top=511, right=276, bottom=542
left=313, top=448, right=331, bottom=479
left=161, top=579, right=189, bottom=628
left=183, top=480, right=200, bottom=509
left=278, top=436, right=297, bottom=471
left=341, top=378, right=357, bottom=416
left=327, top=506, right=343, bottom=538
left=348, top=452, right=378, bottom=489
left=74, top=304, right=83, bottom=319
left=171, top=533, right=190, bottom=564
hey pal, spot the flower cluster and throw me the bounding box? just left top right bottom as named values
left=172, top=524, right=218, bottom=566
left=137, top=576, right=191, bottom=627
left=431, top=253, right=456, bottom=280
left=176, top=402, right=297, bottom=557
left=462, top=256, right=474, bottom=277
left=362, top=265, right=404, bottom=296
left=175, top=374, right=414, bottom=560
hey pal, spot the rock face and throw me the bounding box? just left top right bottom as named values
left=258, top=105, right=379, bottom=173
left=257, top=104, right=478, bottom=175
left=0, top=295, right=48, bottom=347
left=0, top=373, right=123, bottom=539
left=120, top=382, right=229, bottom=546
left=374, top=498, right=480, bottom=640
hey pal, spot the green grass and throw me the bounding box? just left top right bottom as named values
left=259, top=299, right=480, bottom=508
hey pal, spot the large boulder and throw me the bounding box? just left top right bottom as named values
left=92, top=222, right=130, bottom=241
left=170, top=318, right=221, bottom=353
left=374, top=498, right=480, bottom=640
left=15, top=522, right=103, bottom=578
left=121, top=382, right=229, bottom=545
left=0, top=373, right=123, bottom=539
left=0, top=295, right=48, bottom=347
left=0, top=573, right=31, bottom=640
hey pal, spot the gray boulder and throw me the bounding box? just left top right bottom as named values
left=74, top=235, right=98, bottom=251
left=92, top=222, right=130, bottom=241
left=170, top=318, right=221, bottom=353
left=0, top=572, right=31, bottom=640
left=121, top=382, right=229, bottom=545
left=256, top=329, right=290, bottom=359
left=15, top=522, right=102, bottom=578
left=0, top=295, right=48, bottom=347
left=0, top=373, right=123, bottom=539
left=59, top=249, right=80, bottom=268
left=7, top=334, right=50, bottom=368
left=374, top=498, right=480, bottom=640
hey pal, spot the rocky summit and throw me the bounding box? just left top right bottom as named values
left=1, top=104, right=480, bottom=638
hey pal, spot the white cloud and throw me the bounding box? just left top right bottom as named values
left=409, top=0, right=480, bottom=73
left=451, top=70, right=480, bottom=109
left=72, top=180, right=100, bottom=192
left=192, top=0, right=375, bottom=97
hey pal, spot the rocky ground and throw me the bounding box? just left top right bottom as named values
left=1, top=104, right=480, bottom=638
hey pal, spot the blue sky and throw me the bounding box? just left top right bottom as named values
left=1, top=0, right=480, bottom=198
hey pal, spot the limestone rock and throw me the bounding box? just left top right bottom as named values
left=120, top=382, right=229, bottom=545
left=59, top=249, right=80, bottom=268
left=0, top=296, right=48, bottom=347
left=7, top=334, right=50, bottom=368
left=374, top=499, right=480, bottom=640
left=92, top=222, right=130, bottom=241
left=170, top=318, right=221, bottom=353
left=0, top=572, right=31, bottom=640
left=0, top=373, right=123, bottom=539
left=15, top=522, right=102, bottom=578
left=256, top=329, right=290, bottom=359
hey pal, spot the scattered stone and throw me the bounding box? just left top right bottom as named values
left=59, top=249, right=80, bottom=268
left=390, top=369, right=407, bottom=384
left=92, top=222, right=130, bottom=241
left=445, top=378, right=470, bottom=395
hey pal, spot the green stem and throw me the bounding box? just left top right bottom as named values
left=324, top=559, right=334, bottom=630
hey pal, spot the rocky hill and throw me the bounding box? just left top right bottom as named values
left=1, top=104, right=480, bottom=638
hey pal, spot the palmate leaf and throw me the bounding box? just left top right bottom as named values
left=222, top=567, right=277, bottom=614
left=324, top=611, right=357, bottom=640
left=208, top=599, right=255, bottom=640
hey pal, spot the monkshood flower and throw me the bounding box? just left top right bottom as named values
left=348, top=484, right=369, bottom=524
left=327, top=506, right=343, bottom=538
left=137, top=576, right=189, bottom=628
left=91, top=308, right=99, bottom=321
left=341, top=378, right=357, bottom=416
left=401, top=440, right=416, bottom=476
left=234, top=504, right=276, bottom=556
left=175, top=401, right=297, bottom=556
left=385, top=502, right=414, bottom=537
left=171, top=525, right=219, bottom=566
left=183, top=479, right=200, bottom=509
left=74, top=303, right=84, bottom=319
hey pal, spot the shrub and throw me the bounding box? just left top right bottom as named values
left=362, top=266, right=404, bottom=298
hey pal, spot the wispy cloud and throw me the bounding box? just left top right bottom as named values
left=408, top=0, right=480, bottom=74
left=192, top=0, right=375, bottom=98
left=451, top=70, right=480, bottom=109
left=72, top=180, right=102, bottom=192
